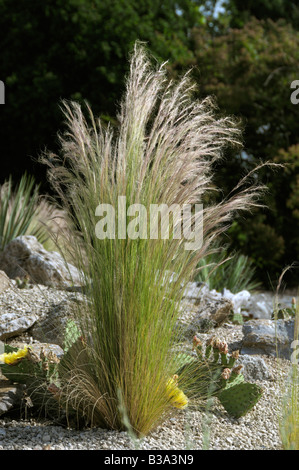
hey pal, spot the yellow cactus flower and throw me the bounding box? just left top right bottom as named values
left=0, top=345, right=30, bottom=365
left=166, top=377, right=188, bottom=409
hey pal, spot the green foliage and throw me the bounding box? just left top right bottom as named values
left=178, top=336, right=263, bottom=418
left=193, top=18, right=299, bottom=163
left=0, top=173, right=55, bottom=251
left=195, top=243, right=261, bottom=293
left=190, top=17, right=299, bottom=287
left=217, top=382, right=263, bottom=419
left=280, top=363, right=299, bottom=450
left=0, top=0, right=204, bottom=186
left=226, top=0, right=299, bottom=29
left=272, top=298, right=297, bottom=320
left=279, top=301, right=299, bottom=449
left=63, top=319, right=81, bottom=353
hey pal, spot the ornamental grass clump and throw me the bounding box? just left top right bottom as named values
left=41, top=43, right=269, bottom=436
left=0, top=173, right=67, bottom=252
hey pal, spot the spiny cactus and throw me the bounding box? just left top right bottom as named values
left=0, top=344, right=59, bottom=384
left=15, top=275, right=33, bottom=289
left=176, top=335, right=263, bottom=418
left=0, top=343, right=62, bottom=418
left=217, top=382, right=263, bottom=419
left=0, top=322, right=88, bottom=423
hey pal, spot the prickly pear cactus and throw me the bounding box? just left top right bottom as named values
left=176, top=335, right=263, bottom=418
left=0, top=343, right=62, bottom=417
left=0, top=323, right=87, bottom=421
left=218, top=382, right=263, bottom=418
left=0, top=345, right=38, bottom=384
left=0, top=344, right=59, bottom=385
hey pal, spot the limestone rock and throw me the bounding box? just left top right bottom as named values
left=241, top=318, right=295, bottom=359
left=0, top=312, right=38, bottom=341
left=237, top=354, right=272, bottom=382
left=30, top=299, right=79, bottom=347
left=222, top=288, right=251, bottom=315
left=0, top=270, right=10, bottom=294
left=183, top=282, right=222, bottom=305
left=244, top=293, right=275, bottom=319
left=241, top=292, right=295, bottom=320
left=181, top=297, right=234, bottom=337
left=0, top=378, right=25, bottom=416
left=0, top=235, right=82, bottom=289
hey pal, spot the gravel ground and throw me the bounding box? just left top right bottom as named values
left=0, top=328, right=290, bottom=450
left=0, top=285, right=292, bottom=450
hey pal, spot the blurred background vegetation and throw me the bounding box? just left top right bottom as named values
left=0, top=0, right=298, bottom=289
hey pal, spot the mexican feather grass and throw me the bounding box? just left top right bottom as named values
left=42, top=43, right=272, bottom=436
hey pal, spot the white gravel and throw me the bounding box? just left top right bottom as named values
left=0, top=286, right=292, bottom=450
left=0, top=325, right=290, bottom=450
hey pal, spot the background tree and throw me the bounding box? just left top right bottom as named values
left=189, top=17, right=299, bottom=287
left=0, top=0, right=204, bottom=190
left=1, top=0, right=299, bottom=288
left=226, top=0, right=299, bottom=29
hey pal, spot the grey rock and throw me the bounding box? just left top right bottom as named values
left=243, top=292, right=295, bottom=320
left=237, top=354, right=272, bottom=382
left=30, top=299, right=78, bottom=347
left=245, top=293, right=274, bottom=319
left=182, top=282, right=211, bottom=303
left=198, top=298, right=233, bottom=326
left=42, top=434, right=51, bottom=443
left=0, top=235, right=83, bottom=289
left=241, top=318, right=295, bottom=359
left=182, top=297, right=234, bottom=336
left=0, top=312, right=38, bottom=341
left=0, top=378, right=25, bottom=416
left=0, top=270, right=10, bottom=294
left=183, top=283, right=222, bottom=305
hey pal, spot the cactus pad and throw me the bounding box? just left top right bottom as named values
left=218, top=382, right=263, bottom=418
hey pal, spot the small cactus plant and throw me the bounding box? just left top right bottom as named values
left=176, top=335, right=263, bottom=418
left=0, top=344, right=59, bottom=384
left=0, top=343, right=62, bottom=417
left=15, top=275, right=33, bottom=289
left=271, top=298, right=297, bottom=320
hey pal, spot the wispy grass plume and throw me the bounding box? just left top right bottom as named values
left=42, top=43, right=270, bottom=436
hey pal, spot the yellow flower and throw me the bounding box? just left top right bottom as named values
left=0, top=345, right=30, bottom=365
left=166, top=377, right=188, bottom=409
